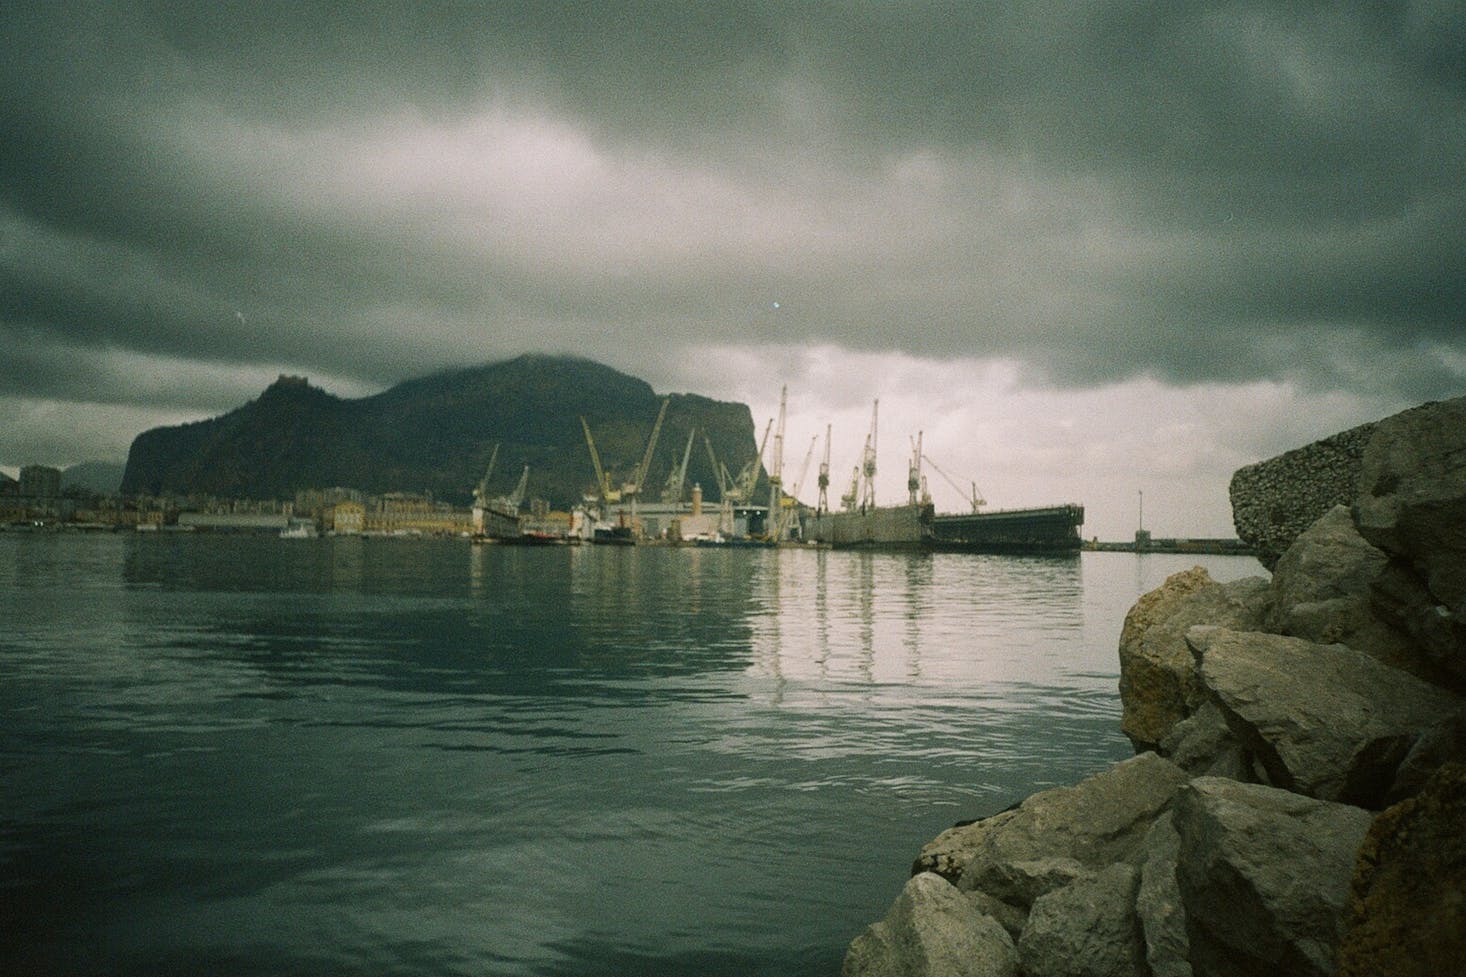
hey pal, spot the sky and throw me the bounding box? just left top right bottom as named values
left=3, top=2, right=1463, bottom=539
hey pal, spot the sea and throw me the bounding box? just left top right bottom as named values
left=0, top=532, right=1262, bottom=976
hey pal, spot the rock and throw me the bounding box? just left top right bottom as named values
left=1189, top=627, right=1462, bottom=807
left=1158, top=700, right=1249, bottom=779
left=842, top=872, right=1018, bottom=977
left=1017, top=862, right=1147, bottom=977
left=1266, top=505, right=1433, bottom=678
left=917, top=808, right=1021, bottom=885
left=933, top=753, right=1188, bottom=907
left=1119, top=568, right=1271, bottom=751
left=1385, top=706, right=1466, bottom=804
left=1136, top=813, right=1193, bottom=977
left=1353, top=395, right=1466, bottom=683
left=1173, top=777, right=1373, bottom=977
left=1337, top=762, right=1466, bottom=977
left=1230, top=420, right=1376, bottom=570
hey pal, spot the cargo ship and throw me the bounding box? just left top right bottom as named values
left=930, top=503, right=1085, bottom=554
left=800, top=401, right=1083, bottom=553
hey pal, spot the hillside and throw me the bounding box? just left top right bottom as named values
left=120, top=355, right=762, bottom=507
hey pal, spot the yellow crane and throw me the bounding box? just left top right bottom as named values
left=580, top=417, right=620, bottom=504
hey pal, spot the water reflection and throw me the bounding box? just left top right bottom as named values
left=2, top=533, right=1262, bottom=977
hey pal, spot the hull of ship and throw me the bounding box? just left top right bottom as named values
left=804, top=503, right=934, bottom=549
left=930, top=504, right=1084, bottom=554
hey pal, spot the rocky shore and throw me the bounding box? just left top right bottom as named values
left=842, top=395, right=1465, bottom=977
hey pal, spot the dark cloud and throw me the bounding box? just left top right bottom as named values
left=2, top=0, right=1463, bottom=471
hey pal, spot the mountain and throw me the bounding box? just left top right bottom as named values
left=62, top=460, right=126, bottom=495
left=120, top=355, right=763, bottom=507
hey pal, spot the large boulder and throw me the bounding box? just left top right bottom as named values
left=1337, top=762, right=1466, bottom=977
left=1017, top=862, right=1147, bottom=977
left=1352, top=394, right=1466, bottom=684
left=842, top=872, right=1018, bottom=977
left=1136, top=813, right=1193, bottom=977
left=1119, top=568, right=1271, bottom=751
left=1265, top=505, right=1427, bottom=667
left=1173, top=777, right=1373, bottom=977
left=1189, top=627, right=1462, bottom=807
left=915, top=753, right=1187, bottom=907
left=1230, top=421, right=1376, bottom=570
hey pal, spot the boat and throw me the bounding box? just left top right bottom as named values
left=800, top=400, right=1083, bottom=553
left=930, top=504, right=1084, bottom=554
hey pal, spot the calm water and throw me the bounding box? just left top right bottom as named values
left=0, top=533, right=1261, bottom=976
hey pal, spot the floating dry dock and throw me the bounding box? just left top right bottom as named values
left=805, top=501, right=1084, bottom=553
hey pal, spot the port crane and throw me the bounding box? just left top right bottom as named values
left=772, top=433, right=818, bottom=540
left=580, top=417, right=620, bottom=504
left=472, top=443, right=500, bottom=507
left=907, top=433, right=929, bottom=506
left=766, top=386, right=787, bottom=529
left=661, top=427, right=697, bottom=503
left=625, top=398, right=669, bottom=504
left=816, top=424, right=831, bottom=515
left=703, top=435, right=735, bottom=500
left=505, top=465, right=530, bottom=510
left=858, top=399, right=879, bottom=510
left=922, top=454, right=986, bottom=513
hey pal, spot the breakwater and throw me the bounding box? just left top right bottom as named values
left=843, top=394, right=1466, bottom=977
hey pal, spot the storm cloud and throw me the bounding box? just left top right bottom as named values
left=3, top=1, right=1463, bottom=535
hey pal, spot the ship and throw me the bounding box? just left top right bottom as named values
left=799, top=401, right=1084, bottom=553
left=930, top=503, right=1085, bottom=554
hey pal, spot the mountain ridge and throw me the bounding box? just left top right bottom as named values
left=120, top=355, right=762, bottom=506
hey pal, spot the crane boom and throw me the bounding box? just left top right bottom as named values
left=703, top=435, right=732, bottom=498
left=922, top=454, right=985, bottom=512
left=630, top=398, right=669, bottom=497
left=473, top=443, right=500, bottom=504
left=507, top=465, right=530, bottom=508
left=580, top=417, right=619, bottom=504
left=662, top=428, right=697, bottom=503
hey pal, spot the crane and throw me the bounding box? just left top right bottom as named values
left=773, top=433, right=818, bottom=539
left=907, top=432, right=924, bottom=506
left=859, top=399, right=879, bottom=510
left=505, top=465, right=530, bottom=509
left=728, top=418, right=772, bottom=504
left=703, top=435, right=733, bottom=499
left=766, top=386, right=787, bottom=527
left=923, top=454, right=986, bottom=513
left=580, top=417, right=620, bottom=504
left=472, top=443, right=500, bottom=506
left=662, top=427, right=697, bottom=503
left=816, top=423, right=831, bottom=514
left=625, top=398, right=669, bottom=502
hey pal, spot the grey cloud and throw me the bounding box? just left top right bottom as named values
left=2, top=0, right=1463, bottom=451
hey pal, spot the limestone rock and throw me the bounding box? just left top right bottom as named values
left=1230, top=421, right=1376, bottom=570
left=1353, top=394, right=1466, bottom=682
left=940, top=753, right=1188, bottom=907
left=1266, top=505, right=1431, bottom=677
left=1119, top=567, right=1271, bottom=751
left=1337, top=762, right=1466, bottom=977
left=1190, top=627, right=1462, bottom=807
left=1173, top=777, right=1373, bottom=977
left=1136, top=813, right=1192, bottom=977
left=1158, top=700, right=1248, bottom=780
left=842, top=872, right=1018, bottom=977
left=1017, top=862, right=1146, bottom=977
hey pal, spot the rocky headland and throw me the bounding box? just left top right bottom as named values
left=842, top=395, right=1466, bottom=977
